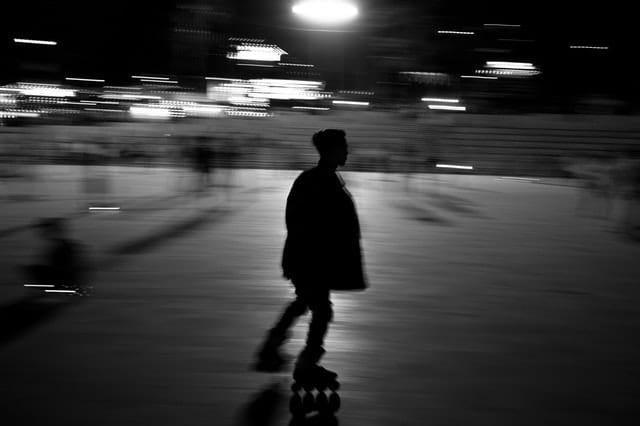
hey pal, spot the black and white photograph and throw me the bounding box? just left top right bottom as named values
left=1, top=1, right=639, bottom=425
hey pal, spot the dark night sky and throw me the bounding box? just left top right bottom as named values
left=0, top=0, right=635, bottom=89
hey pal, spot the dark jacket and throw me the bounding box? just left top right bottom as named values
left=282, top=163, right=367, bottom=291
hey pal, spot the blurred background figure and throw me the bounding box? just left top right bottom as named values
left=22, top=218, right=89, bottom=291
left=617, top=150, right=640, bottom=240
left=191, top=136, right=216, bottom=196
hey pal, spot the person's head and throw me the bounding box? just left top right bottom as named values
left=312, top=129, right=348, bottom=167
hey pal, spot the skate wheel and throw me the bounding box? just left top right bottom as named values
left=302, top=392, right=315, bottom=413
left=302, top=381, right=315, bottom=392
left=315, top=392, right=329, bottom=413
left=291, top=382, right=301, bottom=392
left=316, top=376, right=329, bottom=391
left=289, top=394, right=303, bottom=415
left=328, top=380, right=340, bottom=391
left=328, top=392, right=341, bottom=412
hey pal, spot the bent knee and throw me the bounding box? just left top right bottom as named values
left=311, top=302, right=333, bottom=322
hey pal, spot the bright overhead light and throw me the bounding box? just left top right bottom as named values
left=292, top=1, right=358, bottom=24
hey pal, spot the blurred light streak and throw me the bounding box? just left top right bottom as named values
left=182, top=104, right=226, bottom=117
left=570, top=45, right=609, bottom=50
left=486, top=61, right=535, bottom=70
left=226, top=109, right=271, bottom=117
left=460, top=75, right=498, bottom=79
left=227, top=44, right=287, bottom=62
left=88, top=207, right=121, bottom=211
left=85, top=108, right=122, bottom=113
left=132, top=75, right=170, bottom=80
left=437, top=30, right=474, bottom=35
left=279, top=62, right=314, bottom=67
left=0, top=111, right=41, bottom=118
left=421, top=97, right=459, bottom=103
left=102, top=94, right=162, bottom=100
left=428, top=105, right=466, bottom=111
left=141, top=79, right=178, bottom=84
left=332, top=100, right=369, bottom=106
left=45, top=289, right=76, bottom=294
left=129, top=105, right=171, bottom=119
left=292, top=0, right=358, bottom=24
left=436, top=164, right=473, bottom=170
left=205, top=77, right=236, bottom=81
left=65, top=77, right=105, bottom=83
left=13, top=38, right=57, bottom=45
left=497, top=176, right=540, bottom=182
left=24, top=284, right=55, bottom=288
left=292, top=106, right=330, bottom=110
left=80, top=100, right=118, bottom=105
left=22, top=87, right=75, bottom=97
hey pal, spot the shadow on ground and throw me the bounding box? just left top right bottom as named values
left=426, top=191, right=486, bottom=217
left=0, top=295, right=79, bottom=347
left=237, top=381, right=286, bottom=426
left=394, top=201, right=452, bottom=225
left=109, top=206, right=232, bottom=257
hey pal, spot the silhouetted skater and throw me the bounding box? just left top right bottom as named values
left=254, top=129, right=367, bottom=380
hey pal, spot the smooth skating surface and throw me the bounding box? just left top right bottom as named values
left=2, top=166, right=640, bottom=426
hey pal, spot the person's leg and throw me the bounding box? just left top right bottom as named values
left=298, top=287, right=332, bottom=367
left=264, top=296, right=308, bottom=346
left=255, top=289, right=309, bottom=370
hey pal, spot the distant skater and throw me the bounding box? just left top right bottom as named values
left=254, top=129, right=367, bottom=380
left=23, top=218, right=88, bottom=290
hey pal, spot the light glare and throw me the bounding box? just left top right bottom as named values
left=292, top=1, right=358, bottom=24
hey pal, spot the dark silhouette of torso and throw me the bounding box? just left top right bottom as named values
left=282, top=162, right=366, bottom=291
